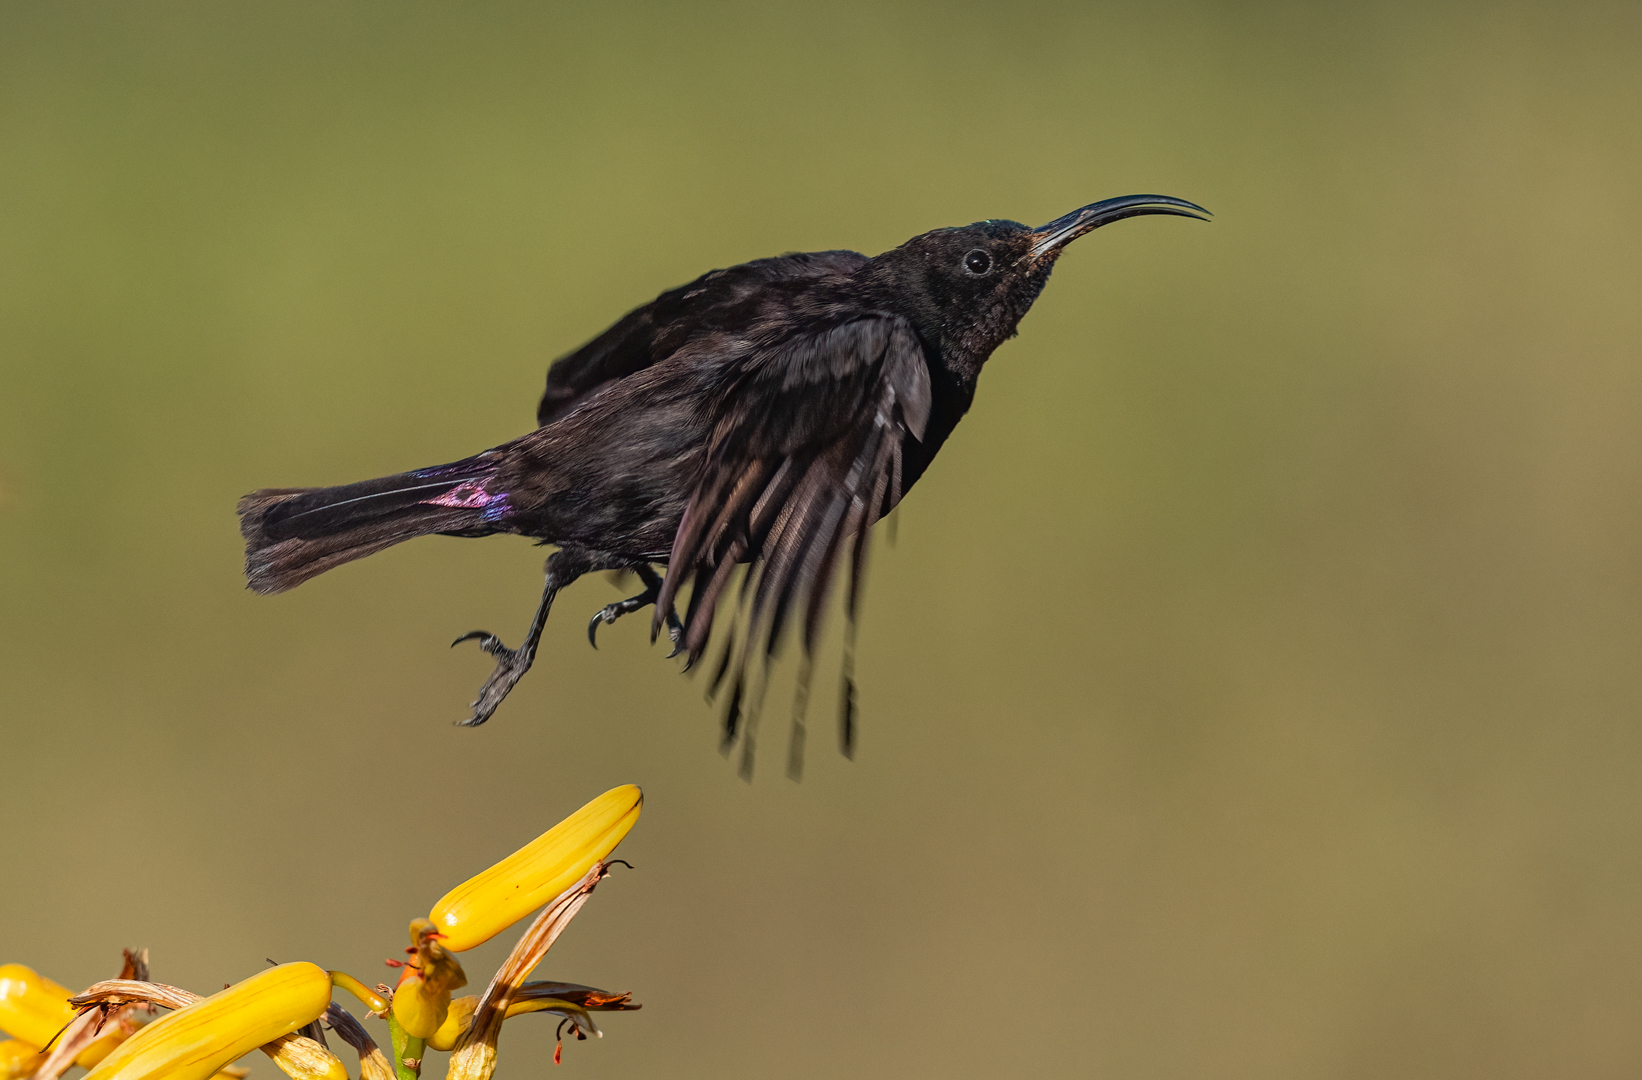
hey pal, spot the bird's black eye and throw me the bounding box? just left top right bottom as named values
left=962, top=249, right=993, bottom=276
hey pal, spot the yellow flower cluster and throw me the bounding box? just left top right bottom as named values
left=3, top=786, right=642, bottom=1080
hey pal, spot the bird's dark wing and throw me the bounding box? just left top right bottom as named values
left=653, top=313, right=931, bottom=679
left=537, top=250, right=869, bottom=426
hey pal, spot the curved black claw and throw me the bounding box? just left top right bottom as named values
left=586, top=566, right=685, bottom=656
left=452, top=630, right=534, bottom=726
left=586, top=596, right=647, bottom=650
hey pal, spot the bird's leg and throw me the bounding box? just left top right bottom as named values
left=586, top=565, right=684, bottom=656
left=451, top=549, right=594, bottom=727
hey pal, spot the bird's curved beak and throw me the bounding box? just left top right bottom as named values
left=1030, top=195, right=1211, bottom=259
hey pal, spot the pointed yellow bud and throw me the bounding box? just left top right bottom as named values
left=0, top=1039, right=48, bottom=1080
left=82, top=963, right=332, bottom=1080
left=0, top=965, right=122, bottom=1068
left=429, top=785, right=642, bottom=952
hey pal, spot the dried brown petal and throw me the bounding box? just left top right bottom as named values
left=69, top=981, right=199, bottom=1013
left=116, top=952, right=149, bottom=984
left=34, top=1001, right=146, bottom=1080
left=261, top=1034, right=347, bottom=1080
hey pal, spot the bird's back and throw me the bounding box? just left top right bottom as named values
left=536, top=250, right=868, bottom=426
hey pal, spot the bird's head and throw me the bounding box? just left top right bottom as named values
left=859, top=194, right=1209, bottom=379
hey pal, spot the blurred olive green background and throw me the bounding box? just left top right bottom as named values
left=4, top=1, right=1642, bottom=1077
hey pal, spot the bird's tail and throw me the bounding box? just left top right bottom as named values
left=238, top=455, right=506, bottom=594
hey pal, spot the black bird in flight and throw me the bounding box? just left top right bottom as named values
left=240, top=194, right=1209, bottom=758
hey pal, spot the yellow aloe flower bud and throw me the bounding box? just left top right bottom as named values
left=429, top=785, right=642, bottom=952
left=0, top=965, right=122, bottom=1068
left=389, top=920, right=467, bottom=1039
left=0, top=1039, right=48, bottom=1080
left=0, top=964, right=72, bottom=1049
left=83, top=963, right=332, bottom=1080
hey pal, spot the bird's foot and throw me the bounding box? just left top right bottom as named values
left=586, top=573, right=685, bottom=657
left=451, top=630, right=537, bottom=727
left=586, top=595, right=651, bottom=648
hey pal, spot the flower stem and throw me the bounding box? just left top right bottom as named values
left=387, top=1013, right=424, bottom=1080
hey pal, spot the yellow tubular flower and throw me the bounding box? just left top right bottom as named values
left=0, top=1039, right=48, bottom=1080
left=429, top=785, right=642, bottom=952
left=0, top=964, right=73, bottom=1048
left=82, top=963, right=332, bottom=1080
left=0, top=965, right=122, bottom=1068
